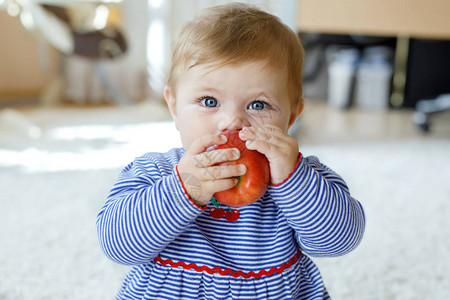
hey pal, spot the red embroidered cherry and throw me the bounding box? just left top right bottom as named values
left=209, top=207, right=225, bottom=219
left=224, top=209, right=240, bottom=222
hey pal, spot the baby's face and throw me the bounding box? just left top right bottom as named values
left=165, top=60, right=300, bottom=150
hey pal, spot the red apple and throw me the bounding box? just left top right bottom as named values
left=207, top=129, right=270, bottom=207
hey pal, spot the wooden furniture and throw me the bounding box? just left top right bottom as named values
left=0, top=11, right=59, bottom=104
left=297, top=0, right=450, bottom=39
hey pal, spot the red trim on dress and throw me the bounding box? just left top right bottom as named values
left=175, top=165, right=207, bottom=211
left=154, top=250, right=301, bottom=279
left=270, top=153, right=303, bottom=187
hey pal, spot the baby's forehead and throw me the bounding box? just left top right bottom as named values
left=180, top=61, right=291, bottom=100
left=171, top=58, right=293, bottom=101
left=187, top=59, right=287, bottom=76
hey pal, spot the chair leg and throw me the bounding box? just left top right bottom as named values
left=413, top=94, right=450, bottom=133
left=412, top=111, right=430, bottom=132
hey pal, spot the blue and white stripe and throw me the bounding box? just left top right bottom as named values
left=96, top=148, right=365, bottom=299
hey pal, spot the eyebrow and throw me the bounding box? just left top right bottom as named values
left=253, top=92, right=279, bottom=103
left=199, top=87, right=220, bottom=93
left=255, top=92, right=271, bottom=99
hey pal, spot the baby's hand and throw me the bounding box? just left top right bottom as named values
left=239, top=125, right=299, bottom=185
left=177, top=134, right=246, bottom=206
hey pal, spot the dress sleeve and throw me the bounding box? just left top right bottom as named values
left=96, top=154, right=205, bottom=265
left=268, top=155, right=365, bottom=257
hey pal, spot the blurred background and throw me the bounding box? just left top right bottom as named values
left=0, top=0, right=449, bottom=299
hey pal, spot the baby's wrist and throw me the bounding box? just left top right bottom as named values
left=175, top=166, right=208, bottom=211
left=270, top=153, right=302, bottom=187
left=193, top=197, right=210, bottom=207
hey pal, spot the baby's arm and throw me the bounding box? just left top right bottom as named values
left=269, top=156, right=365, bottom=257
left=96, top=152, right=206, bottom=265
left=240, top=124, right=364, bottom=256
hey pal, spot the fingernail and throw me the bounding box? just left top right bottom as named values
left=233, top=149, right=240, bottom=158
left=238, top=165, right=246, bottom=174
left=240, top=127, right=253, bottom=139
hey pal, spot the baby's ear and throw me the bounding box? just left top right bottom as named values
left=164, top=86, right=177, bottom=119
left=288, top=98, right=304, bottom=127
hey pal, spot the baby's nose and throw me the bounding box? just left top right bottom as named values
left=218, top=115, right=250, bottom=132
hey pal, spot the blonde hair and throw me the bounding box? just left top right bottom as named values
left=167, top=3, right=304, bottom=105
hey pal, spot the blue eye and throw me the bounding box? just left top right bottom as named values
left=249, top=101, right=267, bottom=110
left=200, top=97, right=218, bottom=107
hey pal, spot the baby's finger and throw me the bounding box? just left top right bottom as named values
left=240, top=126, right=282, bottom=147
left=261, top=125, right=296, bottom=144
left=199, top=164, right=246, bottom=181
left=247, top=125, right=285, bottom=139
left=192, top=148, right=241, bottom=169
left=203, top=177, right=239, bottom=194
left=187, top=134, right=227, bottom=155
left=244, top=137, right=278, bottom=155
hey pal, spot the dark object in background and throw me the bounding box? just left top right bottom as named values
left=300, top=33, right=396, bottom=102
left=301, top=33, right=396, bottom=82
left=42, top=4, right=127, bottom=59
left=72, top=29, right=127, bottom=59
left=404, top=39, right=450, bottom=108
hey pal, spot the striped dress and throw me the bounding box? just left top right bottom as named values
left=96, top=148, right=365, bottom=299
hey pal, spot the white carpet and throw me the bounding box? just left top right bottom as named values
left=303, top=140, right=450, bottom=299
left=0, top=105, right=449, bottom=299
